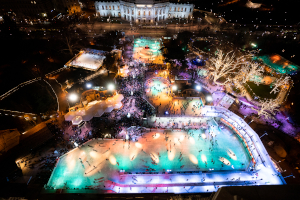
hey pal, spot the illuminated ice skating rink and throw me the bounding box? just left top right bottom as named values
left=70, top=52, right=104, bottom=71
left=133, top=38, right=164, bottom=64
left=47, top=125, right=252, bottom=191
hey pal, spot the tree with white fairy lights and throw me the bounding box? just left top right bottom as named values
left=251, top=99, right=280, bottom=120
left=230, top=61, right=264, bottom=88
left=270, top=76, right=291, bottom=94
left=209, top=49, right=251, bottom=85
left=242, top=62, right=264, bottom=85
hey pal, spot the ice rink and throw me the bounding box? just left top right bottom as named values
left=145, top=76, right=205, bottom=117
left=48, top=123, right=253, bottom=191
left=133, top=38, right=164, bottom=64
left=70, top=53, right=105, bottom=71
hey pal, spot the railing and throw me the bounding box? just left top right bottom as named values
left=0, top=78, right=40, bottom=101
left=206, top=106, right=279, bottom=172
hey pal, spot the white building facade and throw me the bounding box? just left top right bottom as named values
left=94, top=0, right=194, bottom=24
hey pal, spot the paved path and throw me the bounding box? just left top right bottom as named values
left=47, top=79, right=69, bottom=113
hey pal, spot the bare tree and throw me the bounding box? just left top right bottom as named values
left=242, top=62, right=264, bottom=85
left=59, top=25, right=86, bottom=56
left=251, top=99, right=280, bottom=120
left=209, top=49, right=250, bottom=85
left=230, top=61, right=264, bottom=89
left=270, top=76, right=291, bottom=94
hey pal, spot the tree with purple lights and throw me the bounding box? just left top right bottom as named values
left=270, top=76, right=291, bottom=94
left=209, top=49, right=249, bottom=85
left=251, top=99, right=280, bottom=120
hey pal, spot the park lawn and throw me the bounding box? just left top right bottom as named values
left=244, top=82, right=278, bottom=99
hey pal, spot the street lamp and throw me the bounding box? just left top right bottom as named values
left=206, top=96, right=213, bottom=102
left=108, top=84, right=115, bottom=91
left=86, top=83, right=92, bottom=88
left=172, top=85, right=177, bottom=91
left=69, top=93, right=78, bottom=101
left=196, top=85, right=201, bottom=91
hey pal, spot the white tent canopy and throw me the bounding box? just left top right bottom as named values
left=75, top=109, right=86, bottom=116
left=105, top=105, right=114, bottom=113
left=72, top=116, right=83, bottom=125
left=106, top=94, right=124, bottom=105
left=66, top=94, right=124, bottom=125
left=97, top=109, right=104, bottom=117
left=82, top=113, right=94, bottom=121
left=112, top=94, right=124, bottom=102
left=114, top=102, right=122, bottom=109
left=105, top=98, right=115, bottom=105
left=65, top=112, right=76, bottom=121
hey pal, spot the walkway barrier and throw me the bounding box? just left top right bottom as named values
left=120, top=171, right=203, bottom=175
left=0, top=78, right=40, bottom=101
left=142, top=95, right=155, bottom=110
left=220, top=118, right=257, bottom=167
left=205, top=106, right=276, bottom=171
